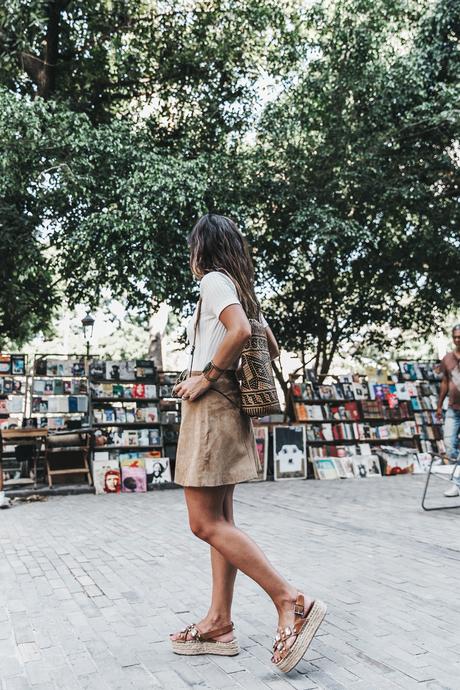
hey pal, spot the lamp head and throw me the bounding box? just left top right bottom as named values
left=81, top=312, right=95, bottom=341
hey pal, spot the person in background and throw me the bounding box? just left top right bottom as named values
left=436, top=324, right=460, bottom=497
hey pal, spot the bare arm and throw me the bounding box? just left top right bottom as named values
left=217, top=311, right=280, bottom=362
left=211, top=304, right=251, bottom=369
left=174, top=304, right=250, bottom=401
left=436, top=377, right=449, bottom=418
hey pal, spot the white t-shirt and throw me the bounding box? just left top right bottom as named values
left=186, top=271, right=268, bottom=372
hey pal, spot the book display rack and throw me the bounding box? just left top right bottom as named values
left=0, top=354, right=33, bottom=488
left=396, top=360, right=444, bottom=454
left=30, top=354, right=89, bottom=430
left=288, top=360, right=446, bottom=478
left=0, top=354, right=28, bottom=430
left=157, top=371, right=182, bottom=463
left=0, top=351, right=448, bottom=492
left=289, top=383, right=419, bottom=460
left=89, top=360, right=177, bottom=492
left=89, top=359, right=161, bottom=454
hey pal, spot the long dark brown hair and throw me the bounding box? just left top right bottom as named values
left=188, top=213, right=260, bottom=319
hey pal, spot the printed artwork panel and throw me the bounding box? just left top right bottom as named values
left=93, top=459, right=121, bottom=494
left=273, top=426, right=307, bottom=480
left=120, top=455, right=147, bottom=492
left=313, top=458, right=340, bottom=480
left=334, top=457, right=355, bottom=479
left=251, top=426, right=268, bottom=481
left=351, top=454, right=382, bottom=479
left=144, top=456, right=172, bottom=484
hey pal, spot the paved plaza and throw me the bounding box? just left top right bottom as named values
left=0, top=476, right=459, bottom=690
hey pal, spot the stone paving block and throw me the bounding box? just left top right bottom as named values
left=17, top=644, right=41, bottom=665
left=265, top=678, right=316, bottom=690
left=239, top=653, right=287, bottom=682
left=278, top=672, right=321, bottom=689
left=151, top=668, right=190, bottom=689
left=23, top=660, right=52, bottom=686
left=2, top=677, right=33, bottom=690
left=0, top=654, right=24, bottom=679
left=1, top=478, right=459, bottom=689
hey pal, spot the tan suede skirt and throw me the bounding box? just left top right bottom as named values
left=174, top=372, right=260, bottom=487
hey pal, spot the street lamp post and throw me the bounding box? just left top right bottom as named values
left=81, top=312, right=95, bottom=359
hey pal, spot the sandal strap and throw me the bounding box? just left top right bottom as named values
left=178, top=621, right=234, bottom=642
left=199, top=622, right=234, bottom=641
left=175, top=623, right=194, bottom=640
left=272, top=596, right=315, bottom=658
left=294, top=593, right=305, bottom=615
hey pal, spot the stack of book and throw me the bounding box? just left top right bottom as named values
left=0, top=354, right=28, bottom=429
left=92, top=405, right=159, bottom=424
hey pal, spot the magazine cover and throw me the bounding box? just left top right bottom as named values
left=106, top=361, right=122, bottom=380
left=119, top=360, right=136, bottom=380
left=93, top=459, right=121, bottom=494
left=11, top=355, right=25, bottom=375
left=144, top=455, right=171, bottom=484
left=334, top=456, right=355, bottom=478
left=378, top=447, right=415, bottom=475
left=0, top=355, right=11, bottom=374
left=46, top=359, right=65, bottom=376
left=351, top=454, right=382, bottom=478
left=120, top=456, right=147, bottom=492
left=136, top=359, right=156, bottom=379
left=251, top=426, right=268, bottom=481
left=71, top=359, right=85, bottom=377
left=313, top=457, right=340, bottom=480
left=273, top=426, right=307, bottom=480
left=89, top=360, right=105, bottom=380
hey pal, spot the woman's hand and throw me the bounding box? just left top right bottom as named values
left=173, top=375, right=211, bottom=401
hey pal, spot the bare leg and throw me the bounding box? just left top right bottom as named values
left=171, top=485, right=237, bottom=642
left=208, top=485, right=238, bottom=622
left=184, top=486, right=311, bottom=660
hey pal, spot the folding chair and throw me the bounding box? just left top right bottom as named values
left=421, top=451, right=460, bottom=511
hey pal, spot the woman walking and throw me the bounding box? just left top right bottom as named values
left=171, top=213, right=326, bottom=672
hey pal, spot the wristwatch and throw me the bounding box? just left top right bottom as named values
left=202, top=360, right=225, bottom=382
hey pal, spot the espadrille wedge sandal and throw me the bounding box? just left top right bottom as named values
left=170, top=622, right=239, bottom=656
left=272, top=593, right=327, bottom=673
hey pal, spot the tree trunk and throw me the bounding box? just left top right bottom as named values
left=21, top=1, right=68, bottom=98
left=316, top=332, right=341, bottom=382
left=147, top=302, right=170, bottom=371
left=148, top=330, right=163, bottom=371
left=272, top=359, right=288, bottom=410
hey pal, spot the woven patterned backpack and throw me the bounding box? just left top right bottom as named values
left=239, top=316, right=281, bottom=417
left=212, top=269, right=281, bottom=416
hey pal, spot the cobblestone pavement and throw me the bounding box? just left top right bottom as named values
left=0, top=476, right=459, bottom=690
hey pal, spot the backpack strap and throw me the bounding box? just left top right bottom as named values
left=188, top=297, right=202, bottom=378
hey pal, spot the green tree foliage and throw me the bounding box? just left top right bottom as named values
left=253, top=0, right=460, bottom=376
left=0, top=0, right=296, bottom=140
left=1, top=0, right=459, bottom=371
left=0, top=92, right=59, bottom=348
left=0, top=0, right=299, bottom=343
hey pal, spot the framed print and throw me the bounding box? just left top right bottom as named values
left=120, top=455, right=147, bottom=492
left=145, top=456, right=171, bottom=485
left=313, top=457, right=340, bottom=480
left=273, top=426, right=307, bottom=480
left=93, top=459, right=121, bottom=495
left=351, top=454, right=382, bottom=479
left=334, top=456, right=355, bottom=479
left=251, top=426, right=269, bottom=481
